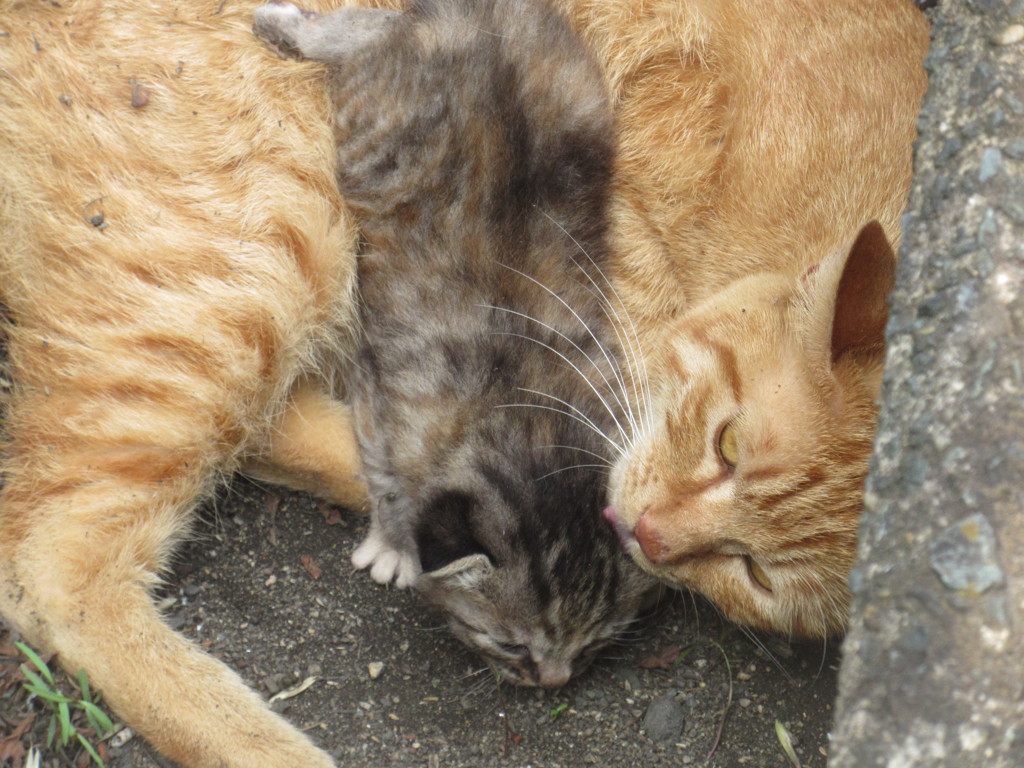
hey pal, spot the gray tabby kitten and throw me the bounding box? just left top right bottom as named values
left=253, top=0, right=657, bottom=688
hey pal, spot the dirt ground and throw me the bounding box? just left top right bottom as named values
left=2, top=478, right=839, bottom=768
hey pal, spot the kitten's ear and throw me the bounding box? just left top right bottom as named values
left=419, top=553, right=495, bottom=592
left=253, top=2, right=400, bottom=64
left=808, top=220, right=896, bottom=362
left=416, top=492, right=493, bottom=574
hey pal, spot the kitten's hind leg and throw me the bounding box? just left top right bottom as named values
left=253, top=2, right=400, bottom=65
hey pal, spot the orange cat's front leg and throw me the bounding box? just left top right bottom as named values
left=243, top=379, right=370, bottom=512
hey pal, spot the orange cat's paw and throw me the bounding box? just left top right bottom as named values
left=352, top=529, right=420, bottom=588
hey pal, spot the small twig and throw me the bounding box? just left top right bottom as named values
left=704, top=639, right=734, bottom=762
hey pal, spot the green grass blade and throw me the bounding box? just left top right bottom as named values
left=58, top=701, right=73, bottom=747
left=79, top=701, right=115, bottom=736
left=19, top=664, right=55, bottom=694
left=775, top=720, right=802, bottom=768
left=23, top=681, right=73, bottom=705
left=15, top=642, right=55, bottom=685
left=46, top=715, right=57, bottom=748
left=77, top=668, right=92, bottom=701
left=76, top=732, right=107, bottom=768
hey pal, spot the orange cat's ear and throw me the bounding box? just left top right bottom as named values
left=807, top=220, right=896, bottom=363
left=829, top=220, right=896, bottom=360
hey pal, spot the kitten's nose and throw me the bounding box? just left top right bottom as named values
left=635, top=513, right=669, bottom=563
left=536, top=662, right=572, bottom=689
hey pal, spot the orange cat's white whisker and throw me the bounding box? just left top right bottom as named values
left=534, top=444, right=612, bottom=466
left=491, top=329, right=630, bottom=445
left=534, top=206, right=654, bottom=438
left=485, top=268, right=638, bottom=445
left=516, top=386, right=624, bottom=457
left=495, top=402, right=624, bottom=456
left=534, top=464, right=610, bottom=482
left=594, top=288, right=654, bottom=440
left=737, top=624, right=790, bottom=680
left=480, top=303, right=633, bottom=437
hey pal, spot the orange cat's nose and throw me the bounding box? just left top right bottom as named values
left=635, top=513, right=669, bottom=563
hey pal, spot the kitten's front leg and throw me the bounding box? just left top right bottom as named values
left=351, top=490, right=421, bottom=588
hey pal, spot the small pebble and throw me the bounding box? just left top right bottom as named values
left=265, top=573, right=277, bottom=586
left=368, top=661, right=384, bottom=679
left=992, top=24, right=1024, bottom=46
left=110, top=727, right=134, bottom=748
left=642, top=694, right=685, bottom=743
left=979, top=147, right=1002, bottom=183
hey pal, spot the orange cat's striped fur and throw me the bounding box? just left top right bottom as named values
left=0, top=0, right=927, bottom=767
left=592, top=0, right=929, bottom=638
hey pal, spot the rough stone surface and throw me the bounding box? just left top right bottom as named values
left=830, top=0, right=1024, bottom=766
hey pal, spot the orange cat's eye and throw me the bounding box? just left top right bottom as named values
left=745, top=556, right=773, bottom=592
left=718, top=421, right=740, bottom=468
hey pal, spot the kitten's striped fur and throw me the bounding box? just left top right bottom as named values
left=254, top=0, right=657, bottom=687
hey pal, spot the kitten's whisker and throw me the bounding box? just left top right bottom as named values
left=458, top=666, right=492, bottom=681
left=496, top=403, right=623, bottom=455
left=482, top=305, right=633, bottom=439
left=490, top=329, right=629, bottom=443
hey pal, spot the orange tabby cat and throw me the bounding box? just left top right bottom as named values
left=0, top=0, right=927, bottom=766
left=587, top=0, right=930, bottom=638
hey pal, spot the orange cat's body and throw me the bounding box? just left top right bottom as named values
left=588, top=0, right=930, bottom=637
left=0, top=1, right=367, bottom=766
left=0, top=0, right=927, bottom=766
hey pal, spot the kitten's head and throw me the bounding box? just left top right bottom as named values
left=414, top=480, right=657, bottom=688
left=606, top=222, right=896, bottom=638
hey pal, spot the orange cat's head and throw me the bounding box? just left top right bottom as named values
left=607, top=222, right=896, bottom=638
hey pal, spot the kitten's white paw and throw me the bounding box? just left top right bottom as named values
left=352, top=531, right=419, bottom=587
left=351, top=530, right=386, bottom=570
